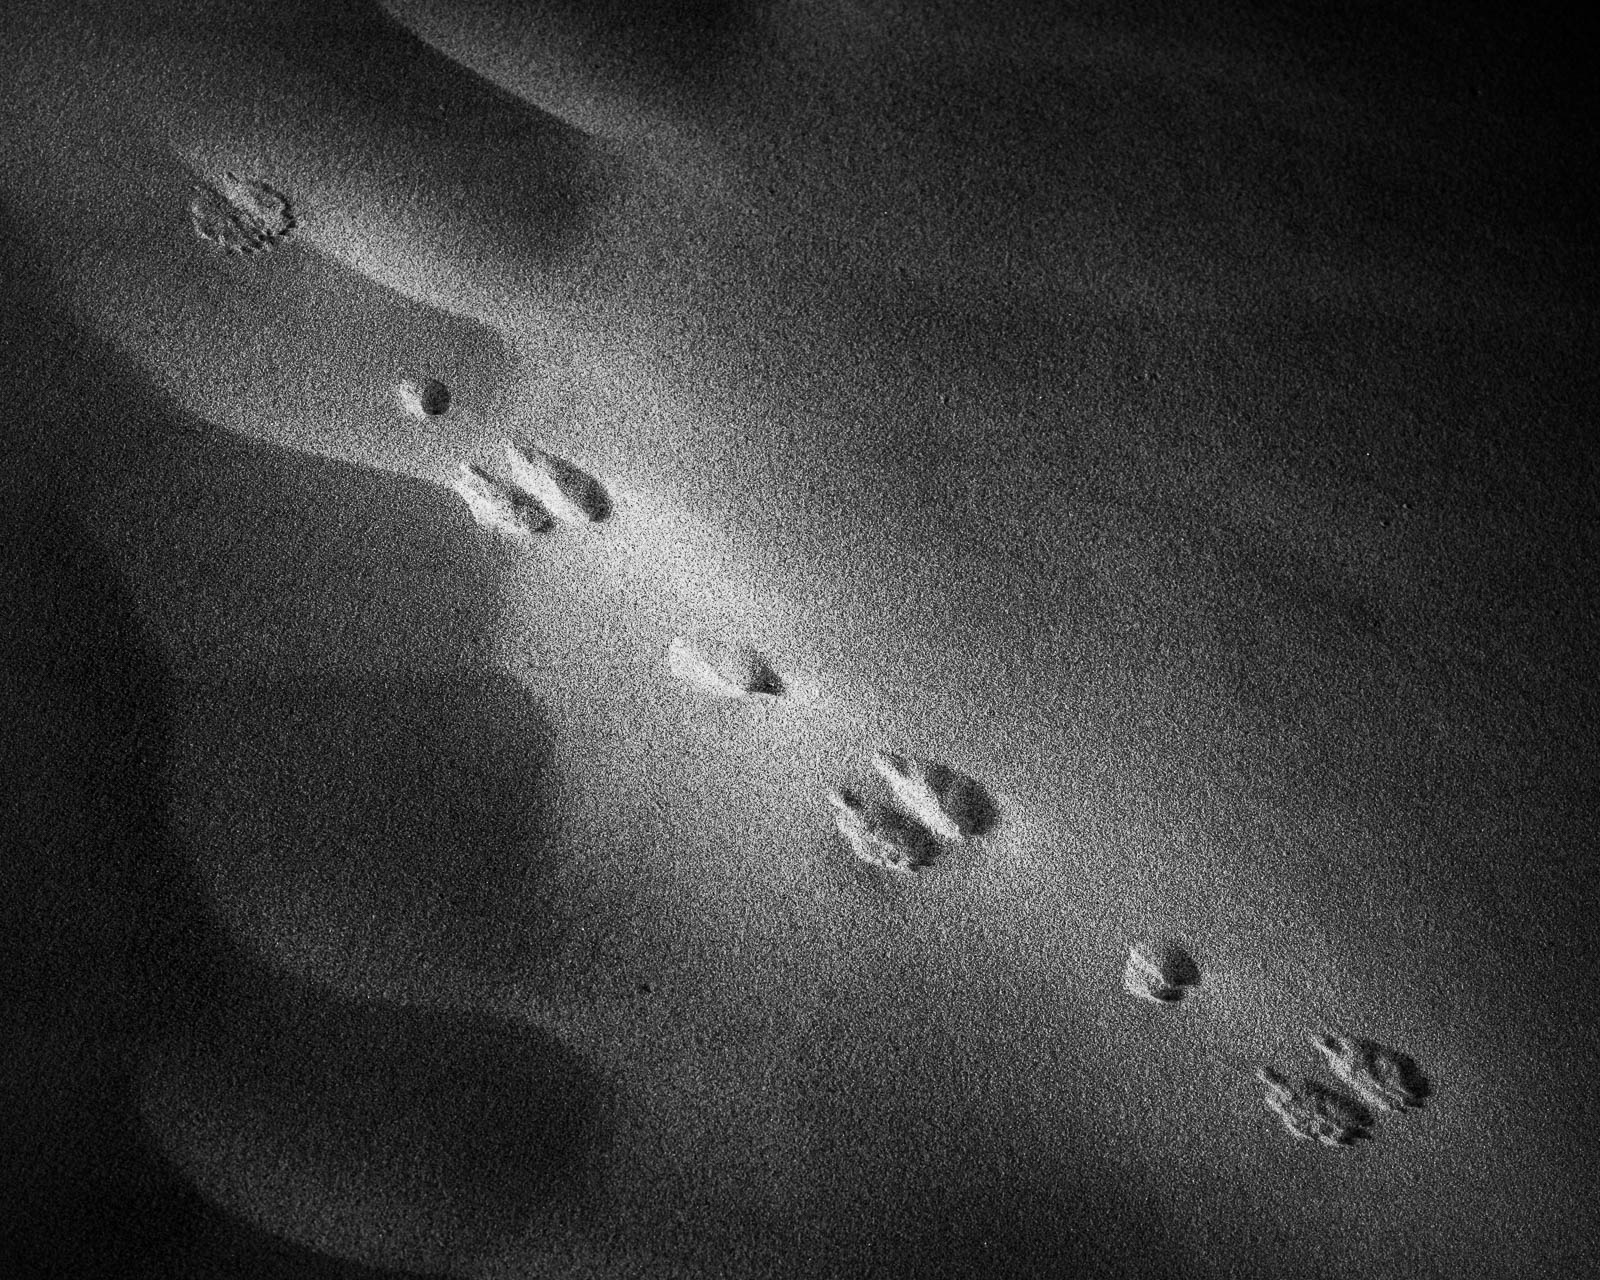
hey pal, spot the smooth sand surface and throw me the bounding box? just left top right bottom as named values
left=3, top=2, right=1597, bottom=1277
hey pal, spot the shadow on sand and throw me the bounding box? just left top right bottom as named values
left=1, top=199, right=610, bottom=1278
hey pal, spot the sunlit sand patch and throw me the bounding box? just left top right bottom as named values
left=187, top=173, right=296, bottom=254
left=25, top=132, right=518, bottom=484
left=827, top=788, right=936, bottom=875
left=503, top=438, right=612, bottom=524
left=525, top=474, right=827, bottom=689
left=396, top=376, right=452, bottom=418
left=667, top=636, right=785, bottom=700
left=1122, top=939, right=1202, bottom=1004
left=451, top=462, right=553, bottom=539
left=1255, top=1066, right=1374, bottom=1148
left=1312, top=1034, right=1431, bottom=1113
left=870, top=749, right=991, bottom=841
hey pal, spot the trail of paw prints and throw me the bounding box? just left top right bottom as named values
left=1253, top=1035, right=1432, bottom=1151
left=448, top=436, right=611, bottom=544
left=826, top=752, right=995, bottom=877
left=658, top=642, right=999, bottom=876
left=1110, top=940, right=1430, bottom=1150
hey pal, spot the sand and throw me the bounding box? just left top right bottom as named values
left=3, top=1, right=1597, bottom=1277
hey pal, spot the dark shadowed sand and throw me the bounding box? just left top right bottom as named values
left=3, top=2, right=1597, bottom=1277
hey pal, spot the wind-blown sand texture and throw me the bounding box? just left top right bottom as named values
left=3, top=1, right=1597, bottom=1277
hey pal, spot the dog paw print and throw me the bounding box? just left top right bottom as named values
left=1312, top=1034, right=1431, bottom=1113
left=448, top=441, right=610, bottom=542
left=827, top=788, right=937, bottom=875
left=1122, top=940, right=1201, bottom=1004
left=188, top=173, right=296, bottom=255
left=1255, top=1066, right=1375, bottom=1148
left=451, top=462, right=553, bottom=540
left=826, top=752, right=994, bottom=876
left=667, top=637, right=786, bottom=700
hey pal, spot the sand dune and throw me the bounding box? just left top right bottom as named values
left=3, top=1, right=1597, bottom=1277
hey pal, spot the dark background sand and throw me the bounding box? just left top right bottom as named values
left=3, top=1, right=1597, bottom=1277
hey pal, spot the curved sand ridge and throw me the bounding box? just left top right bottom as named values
left=3, top=2, right=1597, bottom=1278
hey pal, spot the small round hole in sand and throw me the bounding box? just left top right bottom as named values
left=1122, top=940, right=1201, bottom=1003
left=397, top=378, right=452, bottom=418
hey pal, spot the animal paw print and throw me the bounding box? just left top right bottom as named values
left=1122, top=940, right=1201, bottom=1005
left=1312, top=1034, right=1431, bottom=1113
left=188, top=174, right=296, bottom=255
left=827, top=752, right=994, bottom=875
left=871, top=750, right=993, bottom=841
left=827, top=788, right=937, bottom=875
left=667, top=637, right=786, bottom=700
left=451, top=462, right=553, bottom=540
left=1253, top=1035, right=1431, bottom=1150
left=503, top=438, right=611, bottom=524
left=448, top=440, right=610, bottom=542
left=1255, top=1067, right=1375, bottom=1149
left=397, top=377, right=452, bottom=418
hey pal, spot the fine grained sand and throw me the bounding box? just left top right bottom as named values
left=2, top=2, right=1597, bottom=1277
